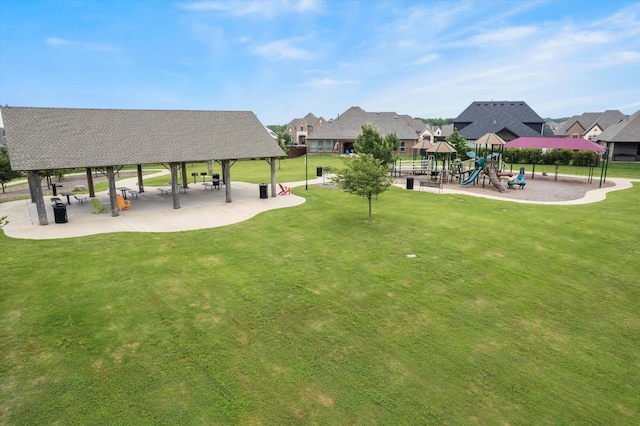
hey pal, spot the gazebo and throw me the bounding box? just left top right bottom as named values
left=0, top=107, right=285, bottom=226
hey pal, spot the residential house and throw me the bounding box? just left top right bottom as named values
left=555, top=110, right=625, bottom=140
left=285, top=112, right=326, bottom=145
left=453, top=101, right=551, bottom=143
left=306, top=106, right=420, bottom=155
left=398, top=114, right=436, bottom=143
left=594, top=110, right=640, bottom=161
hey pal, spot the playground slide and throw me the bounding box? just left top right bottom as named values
left=460, top=167, right=482, bottom=185
left=487, top=169, right=509, bottom=193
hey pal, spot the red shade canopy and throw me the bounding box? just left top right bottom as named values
left=504, top=137, right=605, bottom=153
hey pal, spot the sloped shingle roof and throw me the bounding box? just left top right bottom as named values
left=1, top=107, right=284, bottom=170
left=308, top=106, right=419, bottom=140
left=556, top=110, right=624, bottom=136
left=595, top=110, right=640, bottom=143
left=453, top=101, right=545, bottom=140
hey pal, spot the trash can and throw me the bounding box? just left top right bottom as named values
left=406, top=176, right=414, bottom=190
left=53, top=203, right=68, bottom=223
left=316, top=166, right=323, bottom=177
left=259, top=183, right=268, bottom=199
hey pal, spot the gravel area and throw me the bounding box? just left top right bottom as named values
left=396, top=174, right=615, bottom=202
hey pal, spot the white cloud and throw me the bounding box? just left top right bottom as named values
left=253, top=39, right=312, bottom=60
left=467, top=26, right=537, bottom=46
left=303, top=78, right=362, bottom=87
left=45, top=37, right=118, bottom=52
left=179, top=0, right=322, bottom=18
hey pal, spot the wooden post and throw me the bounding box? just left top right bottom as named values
left=181, top=162, right=189, bottom=188
left=28, top=170, right=48, bottom=225
left=223, top=159, right=231, bottom=203
left=270, top=157, right=276, bottom=197
left=86, top=168, right=95, bottom=197
left=107, top=166, right=119, bottom=217
left=207, top=160, right=213, bottom=176
left=170, top=162, right=180, bottom=209
left=27, top=169, right=37, bottom=203
left=137, top=164, right=144, bottom=193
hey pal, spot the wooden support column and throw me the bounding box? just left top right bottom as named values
left=137, top=164, right=145, bottom=193
left=223, top=159, right=231, bottom=203
left=270, top=157, right=277, bottom=197
left=170, top=162, right=180, bottom=209
left=107, top=166, right=119, bottom=217
left=28, top=170, right=48, bottom=225
left=27, top=169, right=37, bottom=203
left=181, top=162, right=189, bottom=188
left=207, top=160, right=213, bottom=175
left=86, top=168, right=95, bottom=197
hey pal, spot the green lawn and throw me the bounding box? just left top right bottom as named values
left=1, top=161, right=639, bottom=424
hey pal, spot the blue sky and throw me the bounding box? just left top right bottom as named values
left=1, top=0, right=639, bottom=125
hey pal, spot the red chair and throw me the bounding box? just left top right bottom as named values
left=278, top=183, right=291, bottom=195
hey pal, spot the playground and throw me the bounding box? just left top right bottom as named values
left=396, top=173, right=616, bottom=203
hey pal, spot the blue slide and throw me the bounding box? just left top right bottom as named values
left=460, top=167, right=482, bottom=185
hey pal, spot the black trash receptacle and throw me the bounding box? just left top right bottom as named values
left=259, top=183, right=268, bottom=199
left=406, top=176, right=414, bottom=190
left=53, top=203, right=68, bottom=223
left=316, top=166, right=323, bottom=177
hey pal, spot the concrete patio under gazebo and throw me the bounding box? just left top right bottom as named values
left=0, top=107, right=285, bottom=226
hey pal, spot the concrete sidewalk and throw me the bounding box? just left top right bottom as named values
left=0, top=171, right=323, bottom=240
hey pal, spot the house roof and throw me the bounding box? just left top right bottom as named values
left=302, top=112, right=318, bottom=124
left=556, top=110, right=624, bottom=135
left=453, top=101, right=546, bottom=140
left=595, top=110, right=640, bottom=143
left=308, top=106, right=419, bottom=140
left=399, top=115, right=427, bottom=133
left=0, top=107, right=284, bottom=171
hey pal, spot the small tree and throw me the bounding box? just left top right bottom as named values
left=276, top=131, right=288, bottom=155
left=445, top=129, right=470, bottom=160
left=331, top=154, right=393, bottom=223
left=354, top=124, right=398, bottom=165
left=0, top=148, right=22, bottom=193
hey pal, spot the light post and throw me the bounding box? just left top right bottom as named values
left=305, top=153, right=308, bottom=190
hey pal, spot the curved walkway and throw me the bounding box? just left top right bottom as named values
left=1, top=172, right=637, bottom=240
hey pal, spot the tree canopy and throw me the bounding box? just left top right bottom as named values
left=331, top=154, right=393, bottom=223
left=445, top=130, right=470, bottom=161
left=353, top=124, right=399, bottom=165
left=0, top=148, right=22, bottom=193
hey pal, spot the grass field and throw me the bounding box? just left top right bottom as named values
left=1, top=158, right=639, bottom=424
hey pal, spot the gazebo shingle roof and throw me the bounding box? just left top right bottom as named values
left=0, top=107, right=284, bottom=170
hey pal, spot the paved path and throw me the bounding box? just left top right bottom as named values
left=1, top=171, right=637, bottom=240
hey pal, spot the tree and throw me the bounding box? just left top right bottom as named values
left=0, top=148, right=22, bottom=193
left=353, top=124, right=399, bottom=165
left=446, top=129, right=470, bottom=160
left=331, top=154, right=393, bottom=223
left=417, top=117, right=454, bottom=127
left=276, top=131, right=288, bottom=155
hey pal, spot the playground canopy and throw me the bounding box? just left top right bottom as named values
left=412, top=139, right=434, bottom=151
left=474, top=133, right=506, bottom=146
left=504, top=137, right=605, bottom=153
